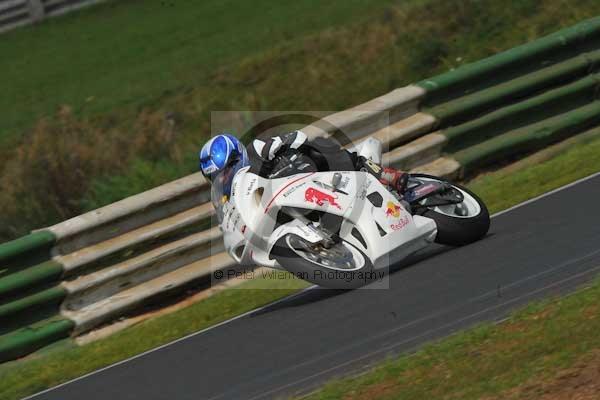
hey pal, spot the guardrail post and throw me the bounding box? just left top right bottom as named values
left=27, top=0, right=45, bottom=22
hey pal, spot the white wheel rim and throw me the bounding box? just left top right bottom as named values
left=416, top=177, right=481, bottom=218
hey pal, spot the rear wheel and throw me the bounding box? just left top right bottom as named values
left=271, top=234, right=375, bottom=289
left=411, top=174, right=490, bottom=246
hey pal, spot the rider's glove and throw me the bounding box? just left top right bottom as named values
left=281, top=130, right=307, bottom=150
left=253, top=130, right=307, bottom=161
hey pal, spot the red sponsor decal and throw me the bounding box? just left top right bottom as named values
left=304, top=187, right=341, bottom=209
left=390, top=215, right=410, bottom=231
left=385, top=201, right=402, bottom=218
left=264, top=172, right=315, bottom=213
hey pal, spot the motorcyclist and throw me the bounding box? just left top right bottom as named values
left=199, top=131, right=408, bottom=198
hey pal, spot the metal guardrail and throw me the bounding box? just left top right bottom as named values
left=0, top=0, right=102, bottom=33
left=1, top=16, right=600, bottom=363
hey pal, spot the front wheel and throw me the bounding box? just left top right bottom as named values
left=411, top=174, right=490, bottom=246
left=270, top=234, right=375, bottom=289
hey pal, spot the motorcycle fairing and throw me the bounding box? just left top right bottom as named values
left=223, top=168, right=437, bottom=270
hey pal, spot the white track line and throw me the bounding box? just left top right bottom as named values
left=23, top=285, right=318, bottom=400
left=23, top=169, right=600, bottom=400
left=490, top=170, right=600, bottom=218
left=208, top=246, right=600, bottom=400
left=247, top=262, right=600, bottom=400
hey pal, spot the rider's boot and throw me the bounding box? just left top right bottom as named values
left=379, top=167, right=408, bottom=196
left=357, top=156, right=408, bottom=199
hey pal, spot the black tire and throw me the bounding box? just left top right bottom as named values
left=271, top=234, right=376, bottom=289
left=412, top=174, right=490, bottom=246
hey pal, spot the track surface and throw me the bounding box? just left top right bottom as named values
left=29, top=174, right=600, bottom=400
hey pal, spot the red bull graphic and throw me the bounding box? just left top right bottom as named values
left=390, top=215, right=410, bottom=231
left=385, top=201, right=402, bottom=218
left=304, top=187, right=342, bottom=209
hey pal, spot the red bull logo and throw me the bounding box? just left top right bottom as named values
left=304, top=187, right=341, bottom=209
left=385, top=201, right=402, bottom=218
left=390, top=215, right=410, bottom=231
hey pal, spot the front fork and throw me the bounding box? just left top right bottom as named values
left=284, top=207, right=336, bottom=248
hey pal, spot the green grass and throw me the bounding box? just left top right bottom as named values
left=300, top=280, right=600, bottom=400
left=0, top=0, right=395, bottom=143
left=468, top=128, right=600, bottom=214
left=2, top=129, right=600, bottom=400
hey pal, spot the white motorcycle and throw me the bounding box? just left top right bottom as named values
left=213, top=137, right=490, bottom=288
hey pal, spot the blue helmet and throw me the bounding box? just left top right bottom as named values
left=199, top=134, right=249, bottom=181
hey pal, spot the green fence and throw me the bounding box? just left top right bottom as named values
left=0, top=232, right=73, bottom=361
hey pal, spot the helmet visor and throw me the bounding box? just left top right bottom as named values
left=210, top=157, right=247, bottom=218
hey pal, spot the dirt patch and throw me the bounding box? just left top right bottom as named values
left=342, top=380, right=398, bottom=400
left=582, top=305, right=599, bottom=320
left=487, top=349, right=600, bottom=400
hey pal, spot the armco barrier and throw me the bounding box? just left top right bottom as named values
left=2, top=17, right=600, bottom=362
left=443, top=73, right=600, bottom=152
left=417, top=17, right=600, bottom=105
left=0, top=231, right=54, bottom=262
left=428, top=49, right=600, bottom=126
left=0, top=0, right=104, bottom=34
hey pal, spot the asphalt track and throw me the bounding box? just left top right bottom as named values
left=28, top=172, right=600, bottom=400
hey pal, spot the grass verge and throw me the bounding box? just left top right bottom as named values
left=2, top=126, right=600, bottom=400
left=468, top=127, right=600, bottom=214
left=301, top=279, right=600, bottom=400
